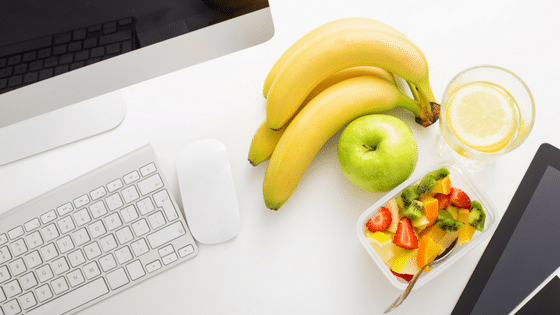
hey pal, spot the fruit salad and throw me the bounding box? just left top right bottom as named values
left=362, top=166, right=488, bottom=284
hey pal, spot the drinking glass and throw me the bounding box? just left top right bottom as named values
left=437, top=65, right=535, bottom=171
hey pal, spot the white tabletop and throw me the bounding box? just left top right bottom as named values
left=1, top=0, right=559, bottom=314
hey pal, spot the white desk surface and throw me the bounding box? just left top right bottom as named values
left=1, top=0, right=559, bottom=314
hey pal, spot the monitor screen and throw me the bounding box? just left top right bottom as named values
left=0, top=0, right=274, bottom=127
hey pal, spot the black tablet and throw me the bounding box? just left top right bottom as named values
left=452, top=143, right=560, bottom=315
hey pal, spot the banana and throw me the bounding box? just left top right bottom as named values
left=248, top=66, right=396, bottom=166
left=263, top=76, right=421, bottom=210
left=266, top=27, right=439, bottom=131
left=262, top=17, right=406, bottom=98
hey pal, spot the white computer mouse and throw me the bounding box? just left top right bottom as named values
left=176, top=139, right=240, bottom=244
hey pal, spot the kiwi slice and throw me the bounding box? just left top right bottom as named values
left=436, top=211, right=464, bottom=232
left=428, top=168, right=450, bottom=180
left=402, top=200, right=423, bottom=220
left=468, top=201, right=486, bottom=231
left=401, top=185, right=420, bottom=206
left=418, top=176, right=436, bottom=194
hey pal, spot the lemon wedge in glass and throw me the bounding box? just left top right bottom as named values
left=445, top=82, right=517, bottom=153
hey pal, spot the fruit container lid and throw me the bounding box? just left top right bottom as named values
left=356, top=160, right=498, bottom=291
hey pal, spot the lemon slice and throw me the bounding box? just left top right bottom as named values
left=445, top=82, right=517, bottom=153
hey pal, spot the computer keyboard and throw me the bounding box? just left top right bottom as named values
left=0, top=17, right=138, bottom=95
left=0, top=145, right=198, bottom=315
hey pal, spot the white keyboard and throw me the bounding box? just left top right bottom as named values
left=0, top=145, right=198, bottom=314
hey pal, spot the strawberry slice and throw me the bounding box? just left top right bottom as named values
left=366, top=207, right=392, bottom=232
left=450, top=188, right=471, bottom=208
left=391, top=270, right=413, bottom=282
left=393, top=217, right=418, bottom=249
left=434, top=193, right=451, bottom=209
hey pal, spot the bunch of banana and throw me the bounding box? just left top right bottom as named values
left=249, top=17, right=440, bottom=210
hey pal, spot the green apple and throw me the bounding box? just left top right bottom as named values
left=337, top=114, right=418, bottom=192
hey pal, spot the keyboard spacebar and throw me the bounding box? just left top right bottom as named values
left=28, top=278, right=109, bottom=315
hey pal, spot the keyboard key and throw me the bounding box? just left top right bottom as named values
left=20, top=272, right=38, bottom=290
left=27, top=278, right=109, bottom=315
left=90, top=46, right=105, bottom=58
left=9, top=239, right=28, bottom=256
left=54, top=64, right=69, bottom=75
left=115, top=246, right=133, bottom=264
left=7, top=75, right=23, bottom=88
left=25, top=231, right=44, bottom=249
left=138, top=174, right=163, bottom=195
left=20, top=291, right=37, bottom=310
left=73, top=194, right=90, bottom=208
left=8, top=258, right=26, bottom=276
left=57, top=216, right=76, bottom=234
left=54, top=33, right=72, bottom=45
left=0, top=234, right=7, bottom=245
left=147, top=221, right=185, bottom=249
left=0, top=246, right=12, bottom=264
left=82, top=261, right=101, bottom=279
left=88, top=220, right=106, bottom=238
left=131, top=219, right=150, bottom=237
left=122, top=186, right=140, bottom=203
left=116, top=226, right=134, bottom=244
left=37, top=48, right=51, bottom=59
left=29, top=60, right=43, bottom=72
left=123, top=170, right=140, bottom=184
left=23, top=71, right=39, bottom=84
left=43, top=57, right=58, bottom=68
left=38, top=68, right=53, bottom=80
left=103, top=21, right=118, bottom=35
left=126, top=260, right=145, bottom=281
left=137, top=197, right=155, bottom=215
left=84, top=242, right=101, bottom=260
left=158, top=244, right=174, bottom=257
left=34, top=284, right=53, bottom=302
left=89, top=200, right=108, bottom=218
left=51, top=277, right=69, bottom=294
left=73, top=28, right=87, bottom=40
left=106, top=267, right=129, bottom=290
left=56, top=235, right=74, bottom=254
left=107, top=178, right=123, bottom=192
left=56, top=202, right=73, bottom=216
left=36, top=265, right=54, bottom=283
left=99, top=234, right=117, bottom=252
left=8, top=226, right=24, bottom=239
left=22, top=51, right=37, bottom=62
left=120, top=205, right=138, bottom=223
left=90, top=186, right=107, bottom=200
left=24, top=250, right=42, bottom=269
left=130, top=238, right=149, bottom=257
left=72, top=228, right=90, bottom=246
left=0, top=67, right=13, bottom=79
left=0, top=265, right=10, bottom=282
left=67, top=249, right=86, bottom=267
left=148, top=211, right=166, bottom=230
left=162, top=252, right=178, bottom=265
left=4, top=279, right=22, bottom=297
left=73, top=208, right=92, bottom=226
left=74, top=50, right=89, bottom=61
left=0, top=57, right=6, bottom=68
left=178, top=244, right=195, bottom=257
left=40, top=243, right=58, bottom=261
left=70, top=61, right=85, bottom=70
left=7, top=55, right=21, bottom=66
left=40, top=210, right=57, bottom=224
left=4, top=298, right=22, bottom=315
left=153, top=190, right=178, bottom=221
left=13, top=63, right=27, bottom=75
left=41, top=224, right=59, bottom=242
left=145, top=260, right=162, bottom=273
left=140, top=163, right=157, bottom=176
left=104, top=212, right=122, bottom=230
left=106, top=193, right=124, bottom=211
left=99, top=30, right=132, bottom=46
left=99, top=253, right=117, bottom=272
left=51, top=257, right=70, bottom=275
left=67, top=269, right=85, bottom=287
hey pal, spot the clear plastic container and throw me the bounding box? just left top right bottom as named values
left=356, top=160, right=498, bottom=290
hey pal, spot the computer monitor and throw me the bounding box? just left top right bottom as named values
left=0, top=0, right=274, bottom=165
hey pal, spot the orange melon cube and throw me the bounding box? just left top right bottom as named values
left=416, top=235, right=443, bottom=270
left=458, top=223, right=476, bottom=245
left=419, top=225, right=446, bottom=243
left=419, top=194, right=439, bottom=225
left=430, top=176, right=451, bottom=195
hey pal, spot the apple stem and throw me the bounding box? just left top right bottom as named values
left=363, top=144, right=376, bottom=151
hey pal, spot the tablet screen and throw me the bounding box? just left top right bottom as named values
left=452, top=143, right=560, bottom=314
